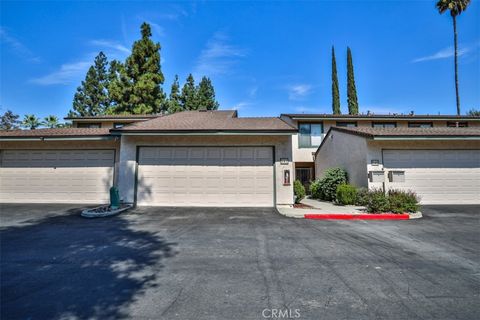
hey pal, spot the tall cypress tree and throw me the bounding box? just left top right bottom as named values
left=110, top=22, right=166, bottom=114
left=331, top=46, right=341, bottom=114
left=180, top=74, right=198, bottom=110
left=167, top=75, right=183, bottom=114
left=71, top=52, right=110, bottom=116
left=347, top=47, right=359, bottom=115
left=197, top=77, right=219, bottom=110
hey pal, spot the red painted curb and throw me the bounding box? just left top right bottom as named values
left=304, top=213, right=410, bottom=220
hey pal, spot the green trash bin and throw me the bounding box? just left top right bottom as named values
left=110, top=186, right=120, bottom=210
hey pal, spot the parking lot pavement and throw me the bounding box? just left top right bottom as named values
left=1, top=204, right=479, bottom=320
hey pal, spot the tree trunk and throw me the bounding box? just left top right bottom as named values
left=453, top=15, right=461, bottom=115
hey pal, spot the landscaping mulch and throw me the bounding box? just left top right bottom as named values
left=293, top=203, right=315, bottom=209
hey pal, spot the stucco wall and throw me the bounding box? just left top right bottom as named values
left=314, top=131, right=368, bottom=187
left=117, top=135, right=294, bottom=206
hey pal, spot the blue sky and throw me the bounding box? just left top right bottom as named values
left=1, top=1, right=479, bottom=119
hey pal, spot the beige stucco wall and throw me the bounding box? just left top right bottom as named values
left=117, top=135, right=294, bottom=206
left=314, top=131, right=369, bottom=187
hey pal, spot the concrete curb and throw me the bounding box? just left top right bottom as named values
left=304, top=212, right=422, bottom=220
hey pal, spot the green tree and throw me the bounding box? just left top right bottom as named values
left=467, top=108, right=480, bottom=116
left=0, top=110, right=20, bottom=130
left=21, top=114, right=42, bottom=130
left=110, top=22, right=166, bottom=114
left=43, top=115, right=60, bottom=128
left=196, top=76, right=219, bottom=110
left=167, top=75, right=183, bottom=114
left=436, top=0, right=471, bottom=115
left=71, top=52, right=110, bottom=116
left=180, top=74, right=198, bottom=110
left=347, top=47, right=359, bottom=115
left=331, top=46, right=341, bottom=114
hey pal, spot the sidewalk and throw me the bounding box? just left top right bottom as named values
left=277, top=197, right=365, bottom=218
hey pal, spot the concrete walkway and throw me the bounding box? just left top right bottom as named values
left=277, top=197, right=365, bottom=218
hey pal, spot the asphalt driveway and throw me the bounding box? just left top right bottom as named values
left=1, top=204, right=479, bottom=320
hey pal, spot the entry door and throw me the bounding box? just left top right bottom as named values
left=137, top=146, right=274, bottom=207
left=0, top=149, right=115, bottom=203
left=383, top=149, right=480, bottom=204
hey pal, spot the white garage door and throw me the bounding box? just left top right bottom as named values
left=137, top=146, right=274, bottom=207
left=383, top=149, right=480, bottom=204
left=0, top=150, right=115, bottom=203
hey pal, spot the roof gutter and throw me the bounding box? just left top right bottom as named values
left=110, top=131, right=296, bottom=136
left=372, top=136, right=480, bottom=141
left=0, top=136, right=116, bottom=141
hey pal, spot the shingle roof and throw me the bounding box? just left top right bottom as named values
left=330, top=126, right=480, bottom=138
left=64, top=114, right=159, bottom=120
left=282, top=113, right=480, bottom=120
left=113, top=110, right=296, bottom=132
left=0, top=128, right=111, bottom=138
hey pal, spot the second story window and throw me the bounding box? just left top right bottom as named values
left=336, top=121, right=357, bottom=127
left=299, top=123, right=323, bottom=148
left=408, top=122, right=433, bottom=128
left=372, top=122, right=397, bottom=128
left=447, top=121, right=468, bottom=128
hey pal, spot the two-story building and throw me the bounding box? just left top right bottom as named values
left=280, top=113, right=480, bottom=192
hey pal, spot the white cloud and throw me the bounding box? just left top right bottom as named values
left=294, top=106, right=321, bottom=113
left=0, top=27, right=41, bottom=63
left=232, top=102, right=252, bottom=110
left=90, top=40, right=130, bottom=54
left=30, top=61, right=91, bottom=85
left=194, top=32, right=247, bottom=76
left=287, top=84, right=313, bottom=100
left=412, top=46, right=469, bottom=63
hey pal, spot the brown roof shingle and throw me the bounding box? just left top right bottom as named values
left=283, top=113, right=480, bottom=120
left=0, top=128, right=111, bottom=138
left=113, top=110, right=296, bottom=132
left=330, top=126, right=480, bottom=138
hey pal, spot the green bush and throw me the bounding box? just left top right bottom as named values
left=355, top=187, right=369, bottom=206
left=312, top=167, right=348, bottom=201
left=366, top=189, right=390, bottom=213
left=309, top=180, right=321, bottom=199
left=293, top=180, right=306, bottom=204
left=387, top=189, right=419, bottom=213
left=336, top=184, right=357, bottom=205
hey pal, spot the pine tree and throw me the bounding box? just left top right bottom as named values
left=347, top=47, right=359, bottom=115
left=0, top=110, right=20, bottom=130
left=180, top=74, right=198, bottom=110
left=167, top=75, right=183, bottom=114
left=71, top=52, right=110, bottom=116
left=196, top=77, right=219, bottom=110
left=110, top=22, right=166, bottom=114
left=331, top=46, right=341, bottom=114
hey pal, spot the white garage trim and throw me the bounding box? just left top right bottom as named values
left=382, top=149, right=480, bottom=205
left=0, top=149, right=116, bottom=204
left=135, top=146, right=276, bottom=207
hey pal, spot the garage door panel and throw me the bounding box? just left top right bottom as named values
left=137, top=146, right=274, bottom=207
left=383, top=149, right=480, bottom=204
left=0, top=150, right=114, bottom=203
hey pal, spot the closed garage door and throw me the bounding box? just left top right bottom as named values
left=0, top=150, right=115, bottom=203
left=383, top=149, right=480, bottom=204
left=137, top=146, right=274, bottom=207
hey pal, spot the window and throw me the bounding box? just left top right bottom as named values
left=447, top=121, right=468, bottom=128
left=372, top=122, right=397, bottom=128
left=408, top=122, right=433, bottom=128
left=336, top=121, right=357, bottom=127
left=113, top=123, right=126, bottom=128
left=77, top=123, right=101, bottom=128
left=298, top=123, right=323, bottom=148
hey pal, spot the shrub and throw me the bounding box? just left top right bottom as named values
left=309, top=180, right=321, bottom=199
left=366, top=189, right=390, bottom=213
left=293, top=180, right=306, bottom=204
left=387, top=189, right=419, bottom=213
left=355, top=187, right=369, bottom=206
left=313, top=167, right=348, bottom=201
left=336, top=184, right=357, bottom=205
